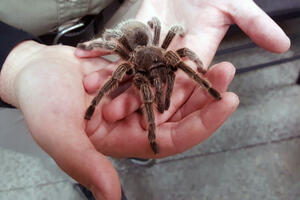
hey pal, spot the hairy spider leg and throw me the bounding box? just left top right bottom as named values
left=164, top=68, right=176, bottom=110
left=176, top=48, right=207, bottom=74
left=103, top=29, right=134, bottom=53
left=118, top=35, right=134, bottom=52
left=165, top=51, right=221, bottom=100
left=161, top=25, right=185, bottom=49
left=103, top=29, right=123, bottom=40
left=177, top=62, right=221, bottom=100
left=147, top=17, right=161, bottom=46
left=134, top=74, right=159, bottom=154
left=149, top=67, right=165, bottom=113
left=77, top=38, right=130, bottom=60
left=85, top=63, right=132, bottom=120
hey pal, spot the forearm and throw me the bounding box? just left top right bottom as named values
left=0, top=21, right=43, bottom=107
left=0, top=40, right=45, bottom=107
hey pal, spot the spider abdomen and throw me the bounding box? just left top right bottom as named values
left=117, top=20, right=152, bottom=49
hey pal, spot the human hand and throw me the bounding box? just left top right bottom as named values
left=82, top=60, right=239, bottom=157
left=72, top=0, right=244, bottom=156
left=76, top=0, right=290, bottom=65
left=136, top=0, right=291, bottom=66
left=0, top=41, right=238, bottom=200
left=0, top=41, right=120, bottom=200
left=75, top=0, right=289, bottom=126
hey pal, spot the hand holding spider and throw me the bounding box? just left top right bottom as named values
left=134, top=0, right=290, bottom=66
left=76, top=0, right=290, bottom=155
left=78, top=18, right=226, bottom=154
left=0, top=0, right=290, bottom=199
left=0, top=40, right=237, bottom=200
left=74, top=16, right=238, bottom=157
left=82, top=59, right=238, bottom=158
left=77, top=0, right=290, bottom=67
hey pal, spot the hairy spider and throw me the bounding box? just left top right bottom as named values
left=78, top=17, right=221, bottom=154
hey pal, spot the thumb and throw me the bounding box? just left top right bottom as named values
left=33, top=128, right=121, bottom=200
left=23, top=115, right=121, bottom=200
left=54, top=139, right=121, bottom=200
left=229, top=0, right=290, bottom=53
left=13, top=55, right=121, bottom=199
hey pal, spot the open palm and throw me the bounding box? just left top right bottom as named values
left=136, top=0, right=290, bottom=66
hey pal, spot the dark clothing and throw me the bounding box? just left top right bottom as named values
left=0, top=0, right=123, bottom=108
left=0, top=21, right=38, bottom=72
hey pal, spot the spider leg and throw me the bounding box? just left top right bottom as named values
left=118, top=35, right=134, bottom=52
left=147, top=17, right=161, bottom=46
left=164, top=68, right=176, bottom=110
left=176, top=48, right=207, bottom=74
left=179, top=62, right=221, bottom=100
left=77, top=38, right=130, bottom=60
left=85, top=63, right=133, bottom=120
left=149, top=68, right=165, bottom=113
left=103, top=29, right=134, bottom=52
left=161, top=25, right=185, bottom=50
left=134, top=74, right=159, bottom=154
left=164, top=51, right=221, bottom=100
left=103, top=29, right=123, bottom=40
left=102, top=28, right=134, bottom=52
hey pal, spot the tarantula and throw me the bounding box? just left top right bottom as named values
left=78, top=17, right=221, bottom=154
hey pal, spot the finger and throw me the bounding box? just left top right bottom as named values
left=102, top=86, right=141, bottom=122
left=84, top=68, right=114, bottom=94
left=21, top=113, right=121, bottom=200
left=170, top=61, right=235, bottom=122
left=81, top=57, right=113, bottom=75
left=53, top=134, right=120, bottom=200
left=75, top=48, right=112, bottom=58
left=90, top=92, right=239, bottom=158
left=42, top=130, right=121, bottom=200
left=21, top=105, right=121, bottom=200
left=165, top=92, right=239, bottom=154
left=83, top=61, right=130, bottom=94
left=229, top=0, right=290, bottom=53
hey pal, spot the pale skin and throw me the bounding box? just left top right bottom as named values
left=0, top=0, right=290, bottom=200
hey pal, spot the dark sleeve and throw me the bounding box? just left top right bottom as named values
left=0, top=21, right=39, bottom=108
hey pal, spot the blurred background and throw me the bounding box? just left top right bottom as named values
left=1, top=0, right=300, bottom=199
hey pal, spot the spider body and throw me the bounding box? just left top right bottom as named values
left=133, top=46, right=165, bottom=71
left=78, top=17, right=221, bottom=154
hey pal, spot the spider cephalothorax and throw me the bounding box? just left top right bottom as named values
left=78, top=17, right=221, bottom=154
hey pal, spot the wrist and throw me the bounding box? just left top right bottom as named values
left=0, top=40, right=45, bottom=107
